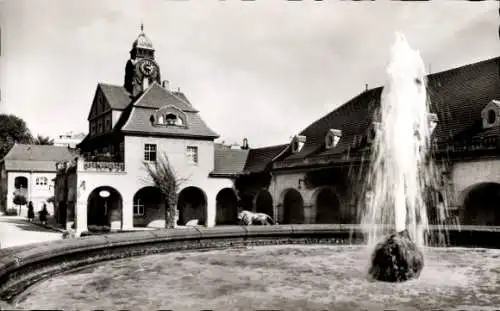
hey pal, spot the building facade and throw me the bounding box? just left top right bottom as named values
left=54, top=26, right=500, bottom=234
left=54, top=132, right=86, bottom=148
left=54, top=27, right=245, bottom=235
left=235, top=56, right=500, bottom=227
left=0, top=144, right=75, bottom=216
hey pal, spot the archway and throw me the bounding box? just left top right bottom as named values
left=216, top=188, right=238, bottom=225
left=282, top=188, right=304, bottom=224
left=315, top=187, right=341, bottom=224
left=133, top=186, right=164, bottom=227
left=254, top=189, right=273, bottom=218
left=87, top=186, right=123, bottom=228
left=177, top=187, right=207, bottom=226
left=14, top=176, right=28, bottom=190
left=460, top=182, right=500, bottom=226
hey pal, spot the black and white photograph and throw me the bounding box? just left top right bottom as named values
left=0, top=0, right=499, bottom=310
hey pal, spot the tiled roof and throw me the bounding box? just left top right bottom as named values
left=274, top=56, right=500, bottom=166
left=81, top=82, right=219, bottom=142
left=133, top=83, right=197, bottom=112
left=243, top=144, right=289, bottom=173
left=2, top=144, right=76, bottom=172
left=117, top=83, right=219, bottom=139
left=98, top=83, right=131, bottom=110
left=120, top=107, right=219, bottom=139
left=211, top=147, right=250, bottom=176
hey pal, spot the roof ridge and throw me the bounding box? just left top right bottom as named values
left=131, top=81, right=157, bottom=108
left=427, top=55, right=500, bottom=79
left=152, top=84, right=198, bottom=112
left=169, top=90, right=198, bottom=112
left=250, top=143, right=288, bottom=151
left=97, top=82, right=124, bottom=88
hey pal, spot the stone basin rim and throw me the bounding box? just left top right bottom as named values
left=0, top=224, right=499, bottom=304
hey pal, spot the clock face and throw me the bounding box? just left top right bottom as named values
left=139, top=59, right=158, bottom=78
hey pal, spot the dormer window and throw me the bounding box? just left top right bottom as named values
left=166, top=113, right=178, bottom=125
left=291, top=135, right=306, bottom=153
left=481, top=100, right=500, bottom=129
left=325, top=129, right=342, bottom=149
left=488, top=110, right=496, bottom=124
left=367, top=122, right=381, bottom=143
left=428, top=113, right=438, bottom=134
left=151, top=105, right=187, bottom=128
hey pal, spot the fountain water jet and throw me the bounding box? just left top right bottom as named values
left=362, top=32, right=435, bottom=282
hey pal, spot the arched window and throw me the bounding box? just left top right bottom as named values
left=165, top=113, right=177, bottom=125
left=36, top=177, right=48, bottom=186
left=488, top=110, right=496, bottom=124
left=154, top=106, right=188, bottom=128
left=14, top=176, right=28, bottom=189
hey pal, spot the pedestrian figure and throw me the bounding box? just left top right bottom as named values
left=39, top=203, right=48, bottom=225
left=27, top=201, right=35, bottom=222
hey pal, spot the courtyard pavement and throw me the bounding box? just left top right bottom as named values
left=0, top=215, right=63, bottom=249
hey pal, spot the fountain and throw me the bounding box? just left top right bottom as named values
left=1, top=32, right=499, bottom=311
left=362, top=32, right=442, bottom=282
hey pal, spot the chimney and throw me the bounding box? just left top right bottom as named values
left=162, top=80, right=170, bottom=91
left=241, top=138, right=249, bottom=150
left=365, top=83, right=368, bottom=92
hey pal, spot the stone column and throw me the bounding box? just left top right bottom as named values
left=205, top=189, right=216, bottom=228
left=75, top=199, right=87, bottom=236
left=121, top=195, right=133, bottom=230
left=66, top=202, right=74, bottom=230
left=303, top=204, right=314, bottom=224
left=275, top=203, right=284, bottom=224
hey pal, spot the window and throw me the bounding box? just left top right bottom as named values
left=144, top=144, right=157, bottom=162
left=166, top=114, right=177, bottom=125
left=36, top=176, right=48, bottom=186
left=97, top=119, right=103, bottom=133
left=488, top=110, right=496, bottom=124
left=324, top=129, right=343, bottom=149
left=105, top=118, right=110, bottom=130
left=91, top=123, right=96, bottom=135
left=133, top=198, right=145, bottom=216
left=14, top=176, right=28, bottom=189
left=186, top=146, right=198, bottom=164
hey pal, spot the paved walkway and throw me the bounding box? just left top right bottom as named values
left=0, top=216, right=63, bottom=249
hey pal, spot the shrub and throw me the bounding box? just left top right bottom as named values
left=46, top=195, right=55, bottom=204
left=87, top=225, right=111, bottom=233
left=13, top=194, right=27, bottom=206
left=5, top=208, right=18, bottom=216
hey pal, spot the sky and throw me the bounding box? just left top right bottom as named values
left=0, top=0, right=498, bottom=148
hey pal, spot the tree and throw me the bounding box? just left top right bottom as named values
left=33, top=134, right=54, bottom=145
left=0, top=114, right=33, bottom=159
left=143, top=153, right=187, bottom=228
left=13, top=193, right=27, bottom=215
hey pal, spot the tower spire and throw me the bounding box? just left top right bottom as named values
left=140, top=21, right=144, bottom=32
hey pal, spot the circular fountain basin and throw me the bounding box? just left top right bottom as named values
left=12, top=245, right=500, bottom=310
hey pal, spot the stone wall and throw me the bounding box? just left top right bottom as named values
left=1, top=225, right=498, bottom=304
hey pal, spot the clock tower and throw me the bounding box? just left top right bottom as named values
left=124, top=24, right=162, bottom=98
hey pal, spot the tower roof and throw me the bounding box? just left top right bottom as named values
left=132, top=23, right=154, bottom=50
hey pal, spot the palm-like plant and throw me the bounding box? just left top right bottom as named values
left=143, top=152, right=187, bottom=228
